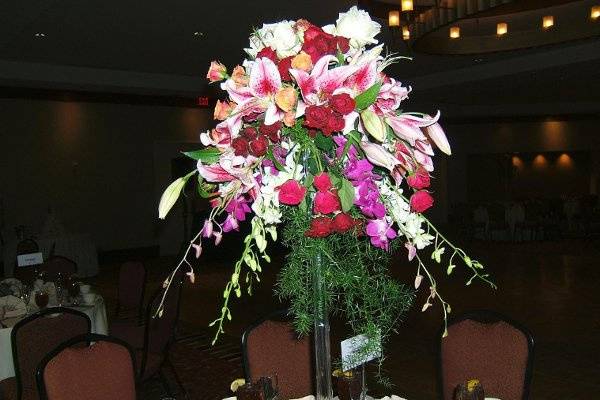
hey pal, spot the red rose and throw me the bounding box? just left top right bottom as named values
left=278, top=180, right=307, bottom=205
left=304, top=105, right=331, bottom=129
left=304, top=216, right=333, bottom=238
left=322, top=112, right=345, bottom=136
left=329, top=94, right=355, bottom=115
left=410, top=191, right=434, bottom=213
left=336, top=36, right=350, bottom=53
left=241, top=127, right=259, bottom=140
left=303, top=26, right=324, bottom=42
left=314, top=190, right=341, bottom=214
left=277, top=56, right=293, bottom=81
left=259, top=121, right=282, bottom=142
left=313, top=173, right=332, bottom=192
left=303, top=36, right=331, bottom=62
left=257, top=47, right=278, bottom=63
left=249, top=135, right=269, bottom=157
left=406, top=167, right=431, bottom=190
left=332, top=213, right=356, bottom=233
left=231, top=137, right=249, bottom=157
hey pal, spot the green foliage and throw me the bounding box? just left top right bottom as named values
left=275, top=205, right=414, bottom=373
left=182, top=147, right=221, bottom=164
left=354, top=82, right=382, bottom=111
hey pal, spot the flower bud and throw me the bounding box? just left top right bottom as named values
left=361, top=109, right=386, bottom=142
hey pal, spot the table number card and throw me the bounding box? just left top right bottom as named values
left=341, top=333, right=382, bottom=371
left=16, top=252, right=43, bottom=267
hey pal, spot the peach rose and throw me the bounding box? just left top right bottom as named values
left=206, top=61, right=227, bottom=83
left=291, top=52, right=313, bottom=72
left=275, top=87, right=297, bottom=112
left=213, top=100, right=235, bottom=120
left=283, top=111, right=296, bottom=127
left=231, top=65, right=249, bottom=86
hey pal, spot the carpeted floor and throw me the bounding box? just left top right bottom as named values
left=91, top=236, right=600, bottom=400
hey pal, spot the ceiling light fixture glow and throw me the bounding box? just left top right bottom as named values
left=592, top=6, right=600, bottom=20
left=497, top=22, right=508, bottom=36
left=402, top=26, right=410, bottom=40
left=388, top=11, right=400, bottom=27
left=542, top=15, right=554, bottom=29
left=401, top=0, right=413, bottom=12
left=449, top=26, right=460, bottom=39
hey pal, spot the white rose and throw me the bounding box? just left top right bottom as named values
left=244, top=21, right=301, bottom=59
left=271, top=21, right=302, bottom=58
left=333, top=6, right=381, bottom=50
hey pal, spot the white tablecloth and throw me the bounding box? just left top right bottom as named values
left=0, top=296, right=107, bottom=381
left=3, top=234, right=99, bottom=278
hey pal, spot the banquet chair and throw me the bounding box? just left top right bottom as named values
left=438, top=310, right=534, bottom=400
left=5, top=307, right=91, bottom=400
left=242, top=310, right=313, bottom=400
left=36, top=333, right=136, bottom=400
left=40, top=256, right=77, bottom=282
left=115, top=261, right=146, bottom=322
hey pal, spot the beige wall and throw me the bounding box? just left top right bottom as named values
left=0, top=98, right=211, bottom=254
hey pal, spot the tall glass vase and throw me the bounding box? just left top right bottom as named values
left=312, top=250, right=333, bottom=400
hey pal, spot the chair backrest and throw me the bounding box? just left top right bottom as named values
left=116, top=261, right=146, bottom=318
left=41, top=256, right=77, bottom=282
left=139, top=269, right=185, bottom=378
left=439, top=310, right=534, bottom=400
left=16, top=239, right=39, bottom=255
left=37, top=333, right=136, bottom=400
left=12, top=307, right=91, bottom=400
left=242, top=311, right=313, bottom=400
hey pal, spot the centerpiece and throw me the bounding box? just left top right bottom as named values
left=158, top=6, right=494, bottom=398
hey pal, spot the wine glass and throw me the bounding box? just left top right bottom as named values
left=35, top=290, right=50, bottom=310
left=20, top=285, right=31, bottom=311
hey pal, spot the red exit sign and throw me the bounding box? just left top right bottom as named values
left=196, top=97, right=209, bottom=106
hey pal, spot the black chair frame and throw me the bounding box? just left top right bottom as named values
left=35, top=333, right=137, bottom=400
left=138, top=272, right=186, bottom=398
left=436, top=309, right=535, bottom=400
left=240, top=309, right=294, bottom=383
left=11, top=307, right=91, bottom=400
left=115, top=261, right=147, bottom=323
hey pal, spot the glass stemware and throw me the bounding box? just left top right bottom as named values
left=20, top=285, right=31, bottom=312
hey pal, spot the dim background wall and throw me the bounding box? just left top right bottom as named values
left=0, top=97, right=211, bottom=255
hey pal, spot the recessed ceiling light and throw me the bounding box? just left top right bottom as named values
left=34, top=33, right=46, bottom=38
left=193, top=31, right=204, bottom=37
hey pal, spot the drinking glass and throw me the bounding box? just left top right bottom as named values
left=20, top=285, right=31, bottom=312
left=35, top=290, right=50, bottom=310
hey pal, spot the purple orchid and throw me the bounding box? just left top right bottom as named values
left=222, top=196, right=252, bottom=232
left=366, top=218, right=397, bottom=251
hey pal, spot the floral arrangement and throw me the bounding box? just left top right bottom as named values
left=158, top=6, right=494, bottom=376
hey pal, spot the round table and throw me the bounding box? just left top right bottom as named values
left=0, top=296, right=108, bottom=381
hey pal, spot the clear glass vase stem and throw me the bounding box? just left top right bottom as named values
left=313, top=250, right=333, bottom=400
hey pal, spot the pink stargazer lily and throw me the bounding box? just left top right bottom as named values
left=423, top=122, right=452, bottom=155
left=360, top=141, right=401, bottom=172
left=290, top=55, right=361, bottom=107
left=197, top=151, right=259, bottom=198
left=386, top=112, right=441, bottom=146
left=220, top=57, right=284, bottom=125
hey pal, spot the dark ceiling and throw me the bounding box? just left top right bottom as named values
left=0, top=0, right=599, bottom=116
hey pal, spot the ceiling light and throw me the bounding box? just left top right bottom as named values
left=496, top=22, right=508, bottom=36
left=401, top=0, right=413, bottom=12
left=34, top=33, right=46, bottom=38
left=402, top=26, right=410, bottom=40
left=388, top=11, right=400, bottom=27
left=449, top=26, right=460, bottom=39
left=592, top=6, right=600, bottom=20
left=193, top=31, right=204, bottom=37
left=542, top=15, right=554, bottom=29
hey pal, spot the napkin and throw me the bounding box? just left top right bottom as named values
left=0, top=295, right=28, bottom=319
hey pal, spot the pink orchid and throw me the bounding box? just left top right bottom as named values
left=365, top=218, right=397, bottom=251
left=192, top=243, right=202, bottom=259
